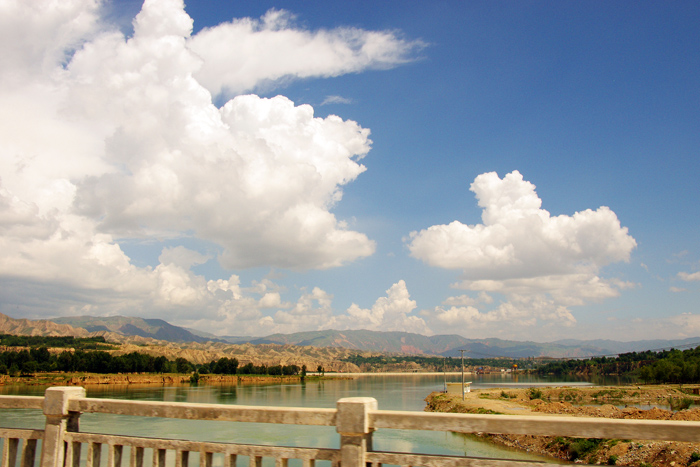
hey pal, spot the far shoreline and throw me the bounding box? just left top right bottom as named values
left=0, top=370, right=486, bottom=387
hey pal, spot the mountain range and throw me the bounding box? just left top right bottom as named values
left=251, top=329, right=700, bottom=359
left=50, top=315, right=229, bottom=344
left=3, top=313, right=699, bottom=359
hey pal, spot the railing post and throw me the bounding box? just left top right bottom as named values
left=40, top=386, right=86, bottom=467
left=336, top=397, right=377, bottom=467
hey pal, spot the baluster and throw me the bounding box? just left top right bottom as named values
left=223, top=454, right=237, bottom=467
left=2, top=438, right=19, bottom=467
left=20, top=439, right=37, bottom=467
left=175, top=451, right=189, bottom=467
left=198, top=452, right=212, bottom=467
left=274, top=458, right=288, bottom=467
left=68, top=442, right=82, bottom=467
left=87, top=442, right=102, bottom=467
left=153, top=449, right=166, bottom=467
left=64, top=441, right=74, bottom=467
left=301, top=460, right=315, bottom=467
left=130, top=447, right=144, bottom=467
left=109, top=445, right=123, bottom=467
left=248, top=456, right=261, bottom=467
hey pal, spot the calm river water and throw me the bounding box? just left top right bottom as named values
left=0, top=373, right=634, bottom=465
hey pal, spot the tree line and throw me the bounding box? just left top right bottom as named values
left=0, top=347, right=303, bottom=378
left=535, top=346, right=700, bottom=384
left=0, top=334, right=112, bottom=350
left=341, top=354, right=520, bottom=371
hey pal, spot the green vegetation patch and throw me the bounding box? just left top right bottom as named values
left=341, top=354, right=520, bottom=371
left=0, top=334, right=113, bottom=350
left=547, top=437, right=604, bottom=462
left=668, top=395, right=694, bottom=411
left=537, top=345, right=700, bottom=385
left=591, top=389, right=627, bottom=399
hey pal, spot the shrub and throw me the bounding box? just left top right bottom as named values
left=607, top=455, right=618, bottom=465
left=568, top=438, right=602, bottom=461
left=690, top=451, right=700, bottom=463
left=528, top=387, right=543, bottom=400
left=668, top=396, right=694, bottom=411
left=547, top=437, right=570, bottom=449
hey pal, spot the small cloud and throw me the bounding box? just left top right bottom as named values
left=668, top=250, right=691, bottom=264
left=321, top=95, right=353, bottom=105
left=442, top=291, right=492, bottom=307
left=679, top=271, right=700, bottom=282
left=670, top=286, right=687, bottom=293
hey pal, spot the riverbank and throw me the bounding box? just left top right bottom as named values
left=0, top=372, right=333, bottom=387
left=425, top=385, right=700, bottom=466
left=0, top=370, right=474, bottom=387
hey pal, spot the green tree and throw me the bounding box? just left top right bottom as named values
left=175, top=357, right=192, bottom=374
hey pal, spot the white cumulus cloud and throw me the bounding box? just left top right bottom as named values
left=0, top=0, right=419, bottom=329
left=323, top=280, right=429, bottom=334
left=679, top=271, right=700, bottom=282
left=408, top=171, right=637, bottom=334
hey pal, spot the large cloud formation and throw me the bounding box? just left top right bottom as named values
left=408, top=171, right=637, bottom=335
left=0, top=0, right=422, bottom=333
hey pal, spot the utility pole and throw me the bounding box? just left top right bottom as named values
left=459, top=349, right=465, bottom=400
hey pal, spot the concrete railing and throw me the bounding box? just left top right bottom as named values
left=2, top=386, right=700, bottom=467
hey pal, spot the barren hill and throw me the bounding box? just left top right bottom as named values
left=0, top=313, right=361, bottom=372
left=0, top=313, right=90, bottom=337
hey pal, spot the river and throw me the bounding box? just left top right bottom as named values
left=0, top=373, right=633, bottom=465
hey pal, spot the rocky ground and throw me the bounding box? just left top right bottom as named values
left=425, top=385, right=700, bottom=466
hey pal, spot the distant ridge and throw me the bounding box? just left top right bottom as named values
left=551, top=338, right=700, bottom=356
left=0, top=312, right=89, bottom=337
left=251, top=330, right=466, bottom=354
left=251, top=329, right=700, bottom=359
left=29, top=314, right=700, bottom=359
left=50, top=316, right=228, bottom=344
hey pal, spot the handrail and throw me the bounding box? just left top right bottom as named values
left=0, top=395, right=44, bottom=410
left=68, top=398, right=337, bottom=426
left=371, top=409, right=700, bottom=442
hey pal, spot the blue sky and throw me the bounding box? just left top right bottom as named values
left=0, top=0, right=698, bottom=341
